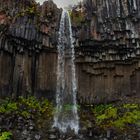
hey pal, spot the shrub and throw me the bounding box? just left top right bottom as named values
left=93, top=103, right=140, bottom=130
left=0, top=132, right=12, bottom=140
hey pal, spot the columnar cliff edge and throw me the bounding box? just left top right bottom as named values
left=0, top=0, right=61, bottom=99
left=0, top=0, right=140, bottom=104
left=71, top=0, right=140, bottom=104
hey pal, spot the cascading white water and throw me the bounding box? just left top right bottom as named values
left=53, top=9, right=79, bottom=134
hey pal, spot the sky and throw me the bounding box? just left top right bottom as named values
left=36, top=0, right=79, bottom=8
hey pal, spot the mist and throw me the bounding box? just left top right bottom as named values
left=36, top=0, right=79, bottom=8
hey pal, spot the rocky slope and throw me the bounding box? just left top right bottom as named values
left=1, top=97, right=140, bottom=140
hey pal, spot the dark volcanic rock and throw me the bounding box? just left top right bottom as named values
left=0, top=0, right=61, bottom=99
left=0, top=0, right=140, bottom=104
left=71, top=0, right=140, bottom=104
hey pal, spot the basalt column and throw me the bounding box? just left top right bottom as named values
left=0, top=0, right=61, bottom=98
left=71, top=0, right=140, bottom=104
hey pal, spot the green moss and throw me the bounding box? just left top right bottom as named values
left=19, top=96, right=40, bottom=110
left=93, top=105, right=117, bottom=125
left=6, top=102, right=18, bottom=112
left=16, top=5, right=40, bottom=18
left=0, top=132, right=12, bottom=140
left=0, top=96, right=53, bottom=119
left=71, top=11, right=85, bottom=25
left=17, top=96, right=53, bottom=118
left=0, top=101, right=17, bottom=113
left=92, top=104, right=113, bottom=115
left=123, top=103, right=139, bottom=109
left=93, top=103, right=140, bottom=130
left=20, top=111, right=31, bottom=118
left=112, top=110, right=140, bottom=129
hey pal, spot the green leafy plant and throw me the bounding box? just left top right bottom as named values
left=0, top=101, right=17, bottom=113
left=71, top=11, right=85, bottom=25
left=18, top=96, right=53, bottom=118
left=113, top=110, right=140, bottom=129
left=94, top=106, right=117, bottom=125
left=19, top=96, right=40, bottom=110
left=93, top=104, right=113, bottom=115
left=93, top=103, right=140, bottom=130
left=20, top=111, right=31, bottom=118
left=123, top=103, right=138, bottom=109
left=0, top=96, right=53, bottom=119
left=0, top=132, right=12, bottom=140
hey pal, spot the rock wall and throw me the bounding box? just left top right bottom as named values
left=71, top=0, right=140, bottom=104
left=0, top=0, right=140, bottom=104
left=0, top=0, right=61, bottom=99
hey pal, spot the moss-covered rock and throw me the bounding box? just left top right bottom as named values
left=91, top=103, right=140, bottom=130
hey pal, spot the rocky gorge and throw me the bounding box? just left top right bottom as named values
left=0, top=0, right=140, bottom=104
left=0, top=0, right=140, bottom=139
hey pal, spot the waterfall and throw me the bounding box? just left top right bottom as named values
left=53, top=9, right=79, bottom=134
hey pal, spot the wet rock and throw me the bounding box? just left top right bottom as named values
left=107, top=130, right=111, bottom=138
left=29, top=126, right=34, bottom=130
left=35, top=134, right=41, bottom=140
left=48, top=128, right=58, bottom=133
left=49, top=134, right=57, bottom=139
left=22, top=129, right=28, bottom=136
left=89, top=130, right=92, bottom=137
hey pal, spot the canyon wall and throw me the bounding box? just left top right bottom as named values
left=0, top=0, right=140, bottom=104
left=71, top=0, right=140, bottom=104
left=0, top=0, right=61, bottom=99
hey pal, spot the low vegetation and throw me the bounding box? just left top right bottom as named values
left=0, top=131, right=12, bottom=140
left=0, top=96, right=54, bottom=139
left=0, top=96, right=140, bottom=138
left=71, top=10, right=85, bottom=25
left=92, top=103, right=140, bottom=130
left=0, top=96, right=53, bottom=118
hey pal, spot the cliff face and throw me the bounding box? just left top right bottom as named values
left=0, top=0, right=61, bottom=99
left=71, top=0, right=140, bottom=104
left=0, top=0, right=140, bottom=104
